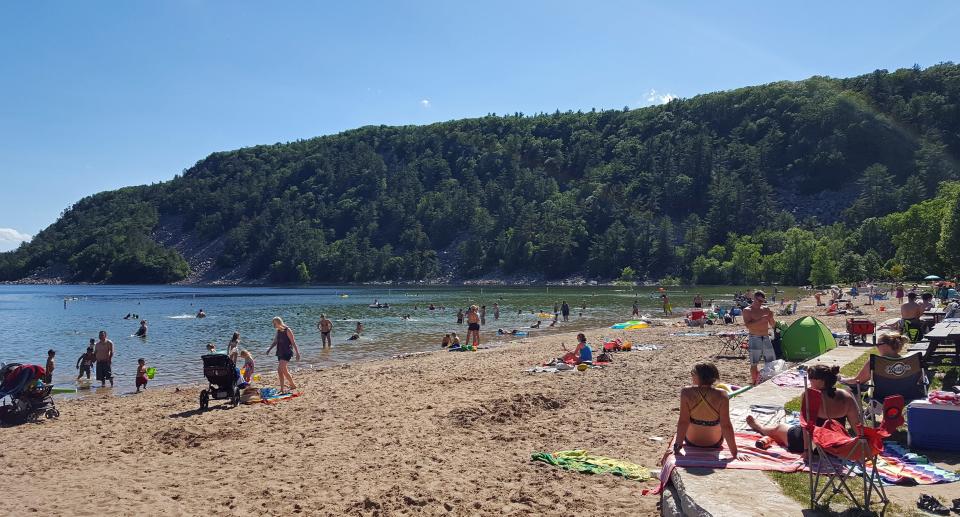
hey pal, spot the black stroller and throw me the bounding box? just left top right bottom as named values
left=199, top=354, right=241, bottom=410
left=0, top=363, right=60, bottom=425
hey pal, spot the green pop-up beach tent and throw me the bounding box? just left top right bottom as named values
left=780, top=316, right=836, bottom=361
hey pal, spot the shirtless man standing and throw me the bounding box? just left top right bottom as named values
left=94, top=330, right=114, bottom=387
left=316, top=314, right=333, bottom=348
left=742, top=291, right=775, bottom=385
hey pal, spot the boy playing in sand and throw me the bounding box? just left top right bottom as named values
left=44, top=349, right=55, bottom=384
left=76, top=340, right=96, bottom=380
left=136, top=359, right=148, bottom=393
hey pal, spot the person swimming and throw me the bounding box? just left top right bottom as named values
left=196, top=308, right=207, bottom=319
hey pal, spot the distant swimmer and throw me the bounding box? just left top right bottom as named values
left=348, top=334, right=360, bottom=341
left=355, top=321, right=364, bottom=335
left=124, top=313, right=132, bottom=320
left=135, top=320, right=148, bottom=338
left=196, top=309, right=207, bottom=319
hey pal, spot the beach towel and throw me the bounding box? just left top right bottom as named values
left=531, top=450, right=651, bottom=481
left=865, top=442, right=960, bottom=485
left=647, top=432, right=805, bottom=495
left=670, top=332, right=710, bottom=337
left=633, top=344, right=663, bottom=351
left=260, top=391, right=301, bottom=404
left=771, top=369, right=807, bottom=388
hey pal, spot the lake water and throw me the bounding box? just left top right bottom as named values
left=0, top=284, right=798, bottom=392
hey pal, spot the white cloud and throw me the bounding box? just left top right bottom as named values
left=645, top=89, right=678, bottom=105
left=0, top=228, right=31, bottom=251
left=420, top=99, right=431, bottom=108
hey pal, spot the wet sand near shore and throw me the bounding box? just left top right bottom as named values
left=1, top=296, right=885, bottom=516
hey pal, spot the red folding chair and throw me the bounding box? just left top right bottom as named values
left=801, top=385, right=889, bottom=512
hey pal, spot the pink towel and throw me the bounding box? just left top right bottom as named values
left=646, top=432, right=805, bottom=495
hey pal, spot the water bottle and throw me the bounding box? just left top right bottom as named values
left=755, top=436, right=774, bottom=450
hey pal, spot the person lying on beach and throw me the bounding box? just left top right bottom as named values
left=746, top=364, right=859, bottom=454
left=497, top=329, right=520, bottom=335
left=530, top=321, right=541, bottom=329
left=671, top=362, right=738, bottom=458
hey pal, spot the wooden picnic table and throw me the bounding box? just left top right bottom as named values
left=919, top=321, right=960, bottom=365
left=923, top=308, right=947, bottom=324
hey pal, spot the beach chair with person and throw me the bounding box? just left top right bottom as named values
left=800, top=381, right=889, bottom=513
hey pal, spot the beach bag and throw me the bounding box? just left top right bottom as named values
left=597, top=352, right=613, bottom=363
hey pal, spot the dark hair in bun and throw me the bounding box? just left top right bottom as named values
left=692, top=362, right=720, bottom=385
left=808, top=364, right=841, bottom=397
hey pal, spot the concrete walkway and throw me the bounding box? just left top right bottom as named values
left=660, top=346, right=867, bottom=517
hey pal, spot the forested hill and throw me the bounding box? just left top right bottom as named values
left=3, top=64, right=960, bottom=285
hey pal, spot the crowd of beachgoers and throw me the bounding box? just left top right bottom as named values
left=2, top=284, right=957, bottom=515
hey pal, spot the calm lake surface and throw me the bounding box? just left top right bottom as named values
left=0, top=284, right=799, bottom=393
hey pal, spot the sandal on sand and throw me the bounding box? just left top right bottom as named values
left=917, top=494, right=950, bottom=515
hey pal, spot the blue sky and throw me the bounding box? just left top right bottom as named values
left=1, top=1, right=958, bottom=251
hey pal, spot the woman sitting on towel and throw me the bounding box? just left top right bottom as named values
left=561, top=333, right=592, bottom=364
left=672, top=362, right=738, bottom=457
left=746, top=364, right=861, bottom=454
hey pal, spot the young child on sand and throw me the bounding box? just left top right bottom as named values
left=240, top=350, right=255, bottom=383
left=136, top=358, right=148, bottom=393
left=450, top=333, right=461, bottom=347
left=76, top=340, right=96, bottom=380
left=441, top=334, right=451, bottom=347
left=44, top=349, right=55, bottom=384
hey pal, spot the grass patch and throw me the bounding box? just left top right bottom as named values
left=928, top=358, right=958, bottom=391
left=783, top=350, right=876, bottom=414
left=766, top=472, right=921, bottom=516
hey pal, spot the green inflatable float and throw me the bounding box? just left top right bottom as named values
left=780, top=316, right=836, bottom=361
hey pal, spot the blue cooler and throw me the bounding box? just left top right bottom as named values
left=907, top=400, right=960, bottom=451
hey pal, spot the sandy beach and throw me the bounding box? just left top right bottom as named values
left=0, top=297, right=901, bottom=516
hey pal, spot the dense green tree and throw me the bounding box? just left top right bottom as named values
left=810, top=246, right=839, bottom=286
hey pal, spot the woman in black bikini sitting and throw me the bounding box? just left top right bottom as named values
left=746, top=364, right=860, bottom=454
left=671, top=362, right=738, bottom=458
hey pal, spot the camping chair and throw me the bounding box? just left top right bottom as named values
left=860, top=353, right=928, bottom=425
left=716, top=331, right=747, bottom=357
left=801, top=384, right=889, bottom=513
